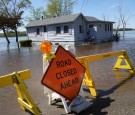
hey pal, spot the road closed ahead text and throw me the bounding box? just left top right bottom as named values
left=56, top=59, right=79, bottom=90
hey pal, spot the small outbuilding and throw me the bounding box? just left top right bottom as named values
left=25, top=13, right=114, bottom=43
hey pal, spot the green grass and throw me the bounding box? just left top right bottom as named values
left=0, top=31, right=27, bottom=37
left=113, top=28, right=135, bottom=31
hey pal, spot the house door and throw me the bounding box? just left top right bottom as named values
left=44, top=26, right=48, bottom=40
left=88, top=25, right=97, bottom=38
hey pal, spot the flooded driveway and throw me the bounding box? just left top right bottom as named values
left=0, top=31, right=135, bottom=115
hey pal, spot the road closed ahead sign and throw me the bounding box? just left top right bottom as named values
left=41, top=45, right=85, bottom=100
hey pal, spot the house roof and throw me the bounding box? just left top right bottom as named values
left=84, top=16, right=114, bottom=23
left=84, top=16, right=101, bottom=22
left=25, top=13, right=114, bottom=28
left=25, top=13, right=81, bottom=28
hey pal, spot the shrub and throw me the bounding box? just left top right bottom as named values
left=19, top=39, right=32, bottom=47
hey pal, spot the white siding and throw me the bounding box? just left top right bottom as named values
left=97, top=23, right=113, bottom=41
left=27, top=23, right=75, bottom=42
left=47, top=23, right=74, bottom=41
left=87, top=23, right=113, bottom=42
left=73, top=15, right=87, bottom=42
left=27, top=27, right=44, bottom=41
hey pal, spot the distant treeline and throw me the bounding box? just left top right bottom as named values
left=113, top=28, right=135, bottom=31
left=0, top=31, right=27, bottom=37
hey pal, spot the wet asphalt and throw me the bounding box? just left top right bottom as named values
left=0, top=34, right=135, bottom=115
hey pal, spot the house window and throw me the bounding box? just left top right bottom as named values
left=64, top=26, right=68, bottom=33
left=108, top=24, right=110, bottom=31
left=44, top=26, right=47, bottom=32
left=37, top=28, right=40, bottom=35
left=56, top=26, right=61, bottom=34
left=89, top=25, right=93, bottom=28
left=105, top=24, right=107, bottom=31
left=79, top=25, right=82, bottom=33
left=110, top=24, right=112, bottom=31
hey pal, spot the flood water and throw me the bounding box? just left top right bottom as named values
left=0, top=31, right=135, bottom=115
left=0, top=31, right=135, bottom=93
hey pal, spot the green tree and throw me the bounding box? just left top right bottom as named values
left=46, top=0, right=62, bottom=17
left=63, top=0, right=75, bottom=15
left=7, top=11, right=24, bottom=42
left=0, top=15, right=10, bottom=43
left=25, top=0, right=76, bottom=22
left=0, top=0, right=31, bottom=42
left=25, top=6, right=44, bottom=22
left=46, top=0, right=76, bottom=18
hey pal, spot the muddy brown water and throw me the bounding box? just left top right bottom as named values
left=0, top=31, right=135, bottom=115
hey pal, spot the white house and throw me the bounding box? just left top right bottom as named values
left=25, top=13, right=114, bottom=43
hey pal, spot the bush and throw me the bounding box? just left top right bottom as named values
left=19, top=39, right=32, bottom=47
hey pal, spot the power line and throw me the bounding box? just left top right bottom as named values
left=81, top=0, right=86, bottom=12
left=83, top=0, right=88, bottom=14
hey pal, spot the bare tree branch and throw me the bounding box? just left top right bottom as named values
left=116, top=2, right=134, bottom=37
left=1, top=0, right=12, bottom=17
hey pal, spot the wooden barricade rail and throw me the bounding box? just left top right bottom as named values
left=0, top=69, right=41, bottom=115
left=77, top=50, right=134, bottom=97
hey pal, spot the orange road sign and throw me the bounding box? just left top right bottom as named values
left=41, top=45, right=85, bottom=100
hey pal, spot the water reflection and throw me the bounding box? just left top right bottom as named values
left=6, top=42, right=20, bottom=52
left=17, top=43, right=20, bottom=52
left=7, top=43, right=10, bottom=52
left=75, top=42, right=113, bottom=57
left=0, top=36, right=27, bottom=52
